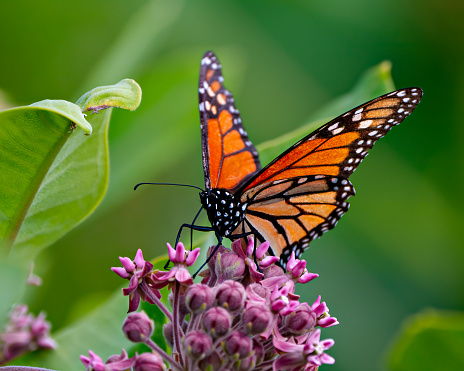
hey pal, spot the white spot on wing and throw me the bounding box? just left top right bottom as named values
left=359, top=120, right=374, bottom=129
left=328, top=123, right=339, bottom=131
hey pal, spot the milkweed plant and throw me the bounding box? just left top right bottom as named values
left=94, top=238, right=338, bottom=371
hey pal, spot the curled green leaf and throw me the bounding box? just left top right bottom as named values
left=76, top=78, right=142, bottom=113
left=30, top=99, right=92, bottom=134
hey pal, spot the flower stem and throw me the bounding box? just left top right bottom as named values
left=141, top=281, right=173, bottom=321
left=144, top=337, right=183, bottom=371
left=172, top=281, right=184, bottom=367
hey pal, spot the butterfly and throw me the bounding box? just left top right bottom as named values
left=190, top=51, right=422, bottom=267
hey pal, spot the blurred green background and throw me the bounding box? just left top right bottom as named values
left=1, top=0, right=463, bottom=370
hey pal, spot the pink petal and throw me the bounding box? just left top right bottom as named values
left=299, top=272, right=319, bottom=284
left=175, top=242, right=186, bottom=263
left=186, top=247, right=201, bottom=266
left=319, top=317, right=339, bottom=328
left=80, top=355, right=91, bottom=367
left=167, top=243, right=176, bottom=262
left=260, top=255, right=279, bottom=268
left=231, top=239, right=246, bottom=258
left=320, top=353, right=335, bottom=364
left=119, top=257, right=135, bottom=272
left=134, top=249, right=145, bottom=268
left=127, top=275, right=140, bottom=291
left=175, top=267, right=193, bottom=284
left=128, top=292, right=141, bottom=312
left=244, top=236, right=255, bottom=255
left=153, top=270, right=175, bottom=281
left=249, top=263, right=264, bottom=282
left=291, top=260, right=307, bottom=276
left=111, top=267, right=130, bottom=279
left=273, top=337, right=304, bottom=353
left=37, top=336, right=57, bottom=349
left=273, top=354, right=306, bottom=371
left=286, top=252, right=297, bottom=269
left=321, top=338, right=335, bottom=350
left=308, top=329, right=321, bottom=343
left=307, top=355, right=322, bottom=366
left=256, top=241, right=270, bottom=258
left=311, top=295, right=322, bottom=310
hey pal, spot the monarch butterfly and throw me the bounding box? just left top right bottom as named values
left=170, top=51, right=422, bottom=267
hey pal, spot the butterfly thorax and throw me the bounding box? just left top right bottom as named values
left=200, top=189, right=246, bottom=237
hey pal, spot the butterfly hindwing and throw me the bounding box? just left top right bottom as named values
left=232, top=88, right=422, bottom=263
left=199, top=51, right=261, bottom=193
left=234, top=175, right=354, bottom=262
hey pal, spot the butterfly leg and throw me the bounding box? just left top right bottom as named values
left=175, top=224, right=213, bottom=247
left=229, top=220, right=263, bottom=273
left=189, top=206, right=204, bottom=250
left=192, top=233, right=223, bottom=279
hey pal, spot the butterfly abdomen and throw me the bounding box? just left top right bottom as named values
left=200, top=189, right=246, bottom=237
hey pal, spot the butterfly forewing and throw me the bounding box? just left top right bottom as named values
left=232, top=88, right=422, bottom=264
left=240, top=88, right=423, bottom=192
left=199, top=51, right=261, bottom=193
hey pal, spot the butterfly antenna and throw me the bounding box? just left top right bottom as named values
left=134, top=182, right=204, bottom=192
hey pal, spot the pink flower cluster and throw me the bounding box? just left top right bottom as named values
left=0, top=305, right=56, bottom=365
left=84, top=238, right=338, bottom=370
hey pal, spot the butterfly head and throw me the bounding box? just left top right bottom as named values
left=200, top=189, right=246, bottom=237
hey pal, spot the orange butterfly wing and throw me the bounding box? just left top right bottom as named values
left=199, top=51, right=261, bottom=193
left=233, top=88, right=423, bottom=262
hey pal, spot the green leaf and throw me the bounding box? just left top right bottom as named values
left=30, top=100, right=92, bottom=134
left=0, top=80, right=142, bottom=259
left=389, top=309, right=464, bottom=370
left=0, top=261, right=28, bottom=330
left=76, top=79, right=141, bottom=113
left=257, top=61, right=395, bottom=166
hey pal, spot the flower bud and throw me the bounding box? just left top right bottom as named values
left=198, top=350, right=223, bottom=371
left=215, top=280, right=246, bottom=311
left=122, top=311, right=154, bottom=343
left=163, top=322, right=173, bottom=348
left=223, top=331, right=252, bottom=360
left=233, top=354, right=256, bottom=370
left=282, top=303, right=316, bottom=335
left=134, top=351, right=166, bottom=371
left=203, top=307, right=231, bottom=338
left=106, top=349, right=130, bottom=364
left=186, top=284, right=214, bottom=314
left=183, top=330, right=212, bottom=360
left=216, top=251, right=246, bottom=282
left=241, top=303, right=273, bottom=335
left=207, top=244, right=229, bottom=270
